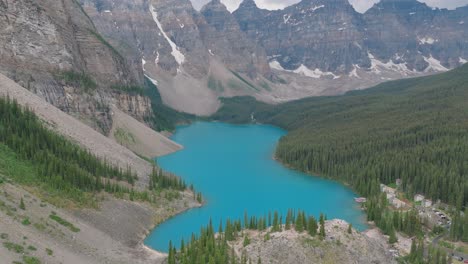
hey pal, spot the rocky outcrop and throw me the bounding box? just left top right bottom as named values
left=0, top=0, right=150, bottom=134
left=231, top=220, right=396, bottom=264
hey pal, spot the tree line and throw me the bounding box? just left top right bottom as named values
left=168, top=209, right=328, bottom=264
left=0, top=97, right=188, bottom=203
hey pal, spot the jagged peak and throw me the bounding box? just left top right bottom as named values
left=237, top=0, right=259, bottom=10
left=201, top=0, right=229, bottom=13
left=373, top=0, right=431, bottom=10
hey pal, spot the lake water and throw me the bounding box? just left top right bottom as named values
left=144, top=122, right=367, bottom=252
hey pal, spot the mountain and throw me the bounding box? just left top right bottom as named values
left=232, top=0, right=468, bottom=101
left=234, top=0, right=369, bottom=73
left=0, top=0, right=160, bottom=134
left=73, top=0, right=468, bottom=115
left=79, top=0, right=277, bottom=115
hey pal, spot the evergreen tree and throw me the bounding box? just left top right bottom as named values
left=307, top=216, right=317, bottom=237
left=319, top=213, right=326, bottom=239
left=19, top=197, right=25, bottom=210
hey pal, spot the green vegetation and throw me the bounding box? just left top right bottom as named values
left=400, top=240, right=449, bottom=264
left=88, top=29, right=123, bottom=60
left=110, top=84, right=145, bottom=96
left=19, top=198, right=25, bottom=210
left=114, top=128, right=136, bottom=145
left=27, top=245, right=37, bottom=251
left=148, top=166, right=186, bottom=191
left=21, top=218, right=31, bottom=226
left=3, top=242, right=24, bottom=253
left=214, top=64, right=468, bottom=211
left=449, top=208, right=468, bottom=242
left=0, top=233, right=8, bottom=239
left=0, top=97, right=143, bottom=206
left=46, top=248, right=53, bottom=256
left=367, top=194, right=422, bottom=239
left=229, top=70, right=259, bottom=91
left=171, top=209, right=321, bottom=263
left=143, top=77, right=194, bottom=132
left=49, top=214, right=80, bottom=232
left=56, top=71, right=97, bottom=93
left=23, top=255, right=41, bottom=264
left=208, top=75, right=225, bottom=92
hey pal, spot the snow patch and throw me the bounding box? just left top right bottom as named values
left=145, top=74, right=158, bottom=86
left=418, top=37, right=436, bottom=45
left=269, top=60, right=285, bottom=71
left=283, top=14, right=291, bottom=24
left=311, top=5, right=325, bottom=11
left=368, top=53, right=415, bottom=75
left=409, top=12, right=416, bottom=15
left=155, top=51, right=160, bottom=64
left=103, top=10, right=111, bottom=13
left=142, top=58, right=146, bottom=68
left=269, top=61, right=339, bottom=79
left=459, top=21, right=465, bottom=25
left=349, top=66, right=360, bottom=78
left=293, top=65, right=340, bottom=79
left=460, top=57, right=467, bottom=64
left=423, top=56, right=448, bottom=72
left=150, top=5, right=185, bottom=69
left=208, top=49, right=214, bottom=56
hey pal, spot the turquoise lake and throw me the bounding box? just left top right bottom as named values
left=144, top=122, right=367, bottom=252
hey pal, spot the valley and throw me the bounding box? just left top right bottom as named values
left=0, top=0, right=467, bottom=263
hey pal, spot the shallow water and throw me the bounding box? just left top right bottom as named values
left=144, top=122, right=367, bottom=252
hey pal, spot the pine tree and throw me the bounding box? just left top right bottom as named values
left=307, top=216, right=317, bottom=236
left=243, top=235, right=250, bottom=247
left=319, top=213, right=326, bottom=239
left=388, top=228, right=398, bottom=244
left=347, top=224, right=352, bottom=234
left=19, top=197, right=25, bottom=210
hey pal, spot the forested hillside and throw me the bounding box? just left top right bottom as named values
left=0, top=97, right=185, bottom=206
left=214, top=64, right=468, bottom=210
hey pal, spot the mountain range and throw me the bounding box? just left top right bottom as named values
left=1, top=0, right=467, bottom=117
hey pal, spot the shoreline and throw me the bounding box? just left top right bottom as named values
left=138, top=190, right=203, bottom=255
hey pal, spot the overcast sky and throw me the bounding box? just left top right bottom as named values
left=191, top=0, right=468, bottom=13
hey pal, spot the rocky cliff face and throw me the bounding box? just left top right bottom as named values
left=7, top=0, right=465, bottom=117
left=0, top=0, right=151, bottom=134
left=235, top=0, right=369, bottom=74
left=234, top=0, right=468, bottom=76
left=200, top=0, right=271, bottom=79
left=79, top=0, right=276, bottom=115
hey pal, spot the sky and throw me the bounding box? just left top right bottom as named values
left=190, top=0, right=468, bottom=13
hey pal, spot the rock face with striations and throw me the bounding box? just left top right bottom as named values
left=199, top=0, right=271, bottom=79
left=79, top=0, right=275, bottom=115
left=234, top=0, right=468, bottom=75
left=49, top=0, right=468, bottom=115
left=234, top=0, right=369, bottom=73
left=0, top=0, right=153, bottom=134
